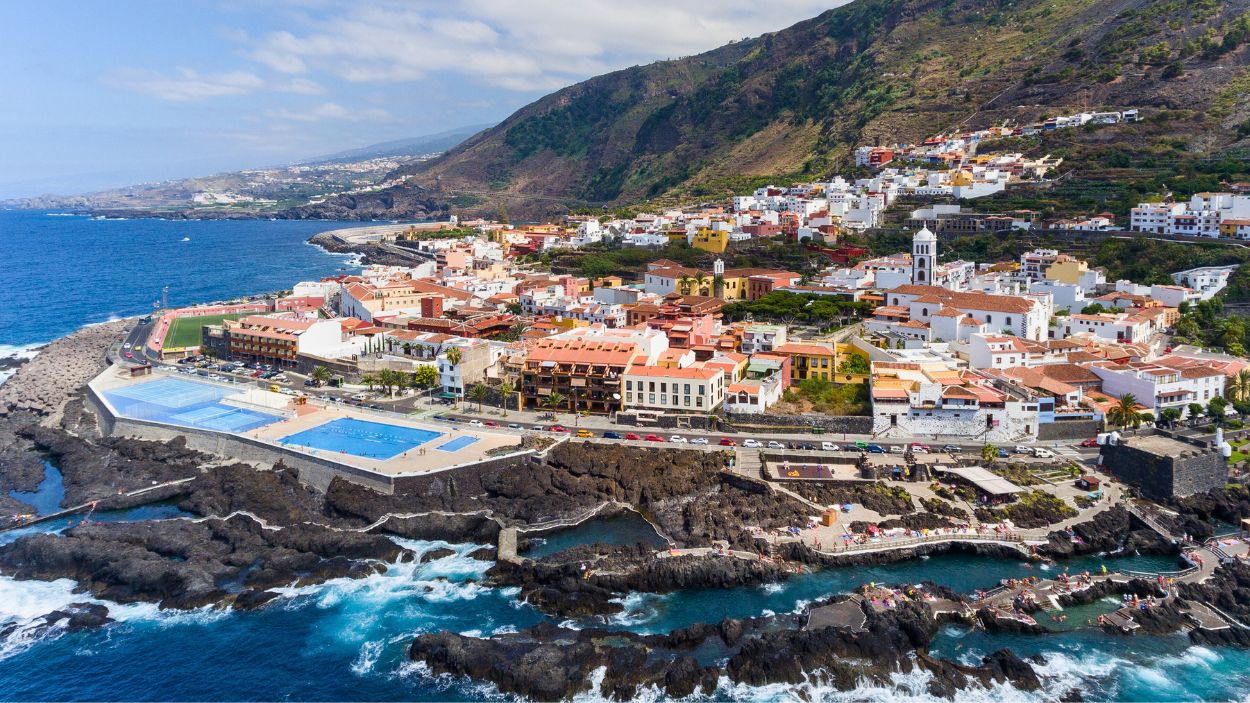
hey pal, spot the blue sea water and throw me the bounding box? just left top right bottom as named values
left=0, top=210, right=361, bottom=352
left=2, top=211, right=1249, bottom=701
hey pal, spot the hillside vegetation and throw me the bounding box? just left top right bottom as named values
left=308, top=0, right=1250, bottom=220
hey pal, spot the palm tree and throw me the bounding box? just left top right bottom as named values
left=311, top=365, right=332, bottom=387
left=713, top=274, right=725, bottom=299
left=469, top=383, right=489, bottom=412
left=678, top=274, right=694, bottom=296
left=1233, top=369, right=1250, bottom=402
left=361, top=372, right=379, bottom=392
left=695, top=273, right=711, bottom=297
left=498, top=379, right=514, bottom=417
left=543, top=392, right=566, bottom=419
left=981, top=443, right=999, bottom=464
left=1107, top=394, right=1150, bottom=431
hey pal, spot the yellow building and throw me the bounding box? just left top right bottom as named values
left=773, top=342, right=870, bottom=384
left=1044, top=255, right=1090, bottom=285
left=691, top=228, right=730, bottom=254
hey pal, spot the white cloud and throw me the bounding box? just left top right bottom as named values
left=274, top=77, right=326, bottom=94
left=264, top=101, right=392, bottom=122
left=240, top=0, right=847, bottom=92
left=108, top=68, right=265, bottom=101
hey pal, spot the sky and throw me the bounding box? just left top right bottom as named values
left=0, top=0, right=847, bottom=199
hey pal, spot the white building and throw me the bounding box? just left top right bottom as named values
left=1089, top=362, right=1224, bottom=417
left=1172, top=265, right=1236, bottom=300
left=623, top=364, right=725, bottom=413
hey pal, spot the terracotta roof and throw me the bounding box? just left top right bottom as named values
left=625, top=364, right=721, bottom=380
left=888, top=284, right=1035, bottom=313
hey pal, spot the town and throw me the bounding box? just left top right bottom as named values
left=84, top=108, right=1250, bottom=520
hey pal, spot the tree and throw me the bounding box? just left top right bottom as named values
left=469, top=383, right=489, bottom=412
left=1080, top=303, right=1108, bottom=315
left=1159, top=407, right=1182, bottom=428
left=695, top=273, right=711, bottom=297
left=1107, top=394, right=1151, bottom=431
left=1231, top=369, right=1250, bottom=402
left=1208, top=396, right=1229, bottom=425
left=837, top=354, right=870, bottom=375
left=678, top=274, right=694, bottom=296
left=498, top=379, right=515, bottom=417
left=412, top=365, right=438, bottom=390
left=982, top=443, right=999, bottom=464
left=361, top=372, right=379, bottom=392
left=543, top=392, right=566, bottom=418
left=311, top=366, right=332, bottom=387
left=1189, top=402, right=1205, bottom=423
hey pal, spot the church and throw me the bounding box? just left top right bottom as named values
left=909, top=226, right=974, bottom=291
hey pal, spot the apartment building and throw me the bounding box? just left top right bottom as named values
left=1089, top=362, right=1225, bottom=417
left=622, top=364, right=725, bottom=413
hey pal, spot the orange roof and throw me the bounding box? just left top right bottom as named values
left=525, top=338, right=640, bottom=366
left=773, top=342, right=836, bottom=356
left=625, top=364, right=721, bottom=380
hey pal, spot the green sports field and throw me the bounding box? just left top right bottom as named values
left=165, top=313, right=242, bottom=348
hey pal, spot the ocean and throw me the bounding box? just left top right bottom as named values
left=2, top=211, right=1249, bottom=701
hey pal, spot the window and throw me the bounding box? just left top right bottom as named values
left=986, top=315, right=993, bottom=324
left=625, top=380, right=632, bottom=390
left=660, top=394, right=667, bottom=404
left=684, top=384, right=690, bottom=395
left=696, top=397, right=703, bottom=408
left=684, top=396, right=690, bottom=406
left=649, top=393, right=655, bottom=404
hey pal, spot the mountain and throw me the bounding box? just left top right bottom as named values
left=300, top=124, right=493, bottom=165
left=319, top=0, right=1250, bottom=220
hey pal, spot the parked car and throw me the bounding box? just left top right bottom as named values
left=468, top=420, right=484, bottom=427
left=866, top=444, right=886, bottom=454
left=575, top=429, right=594, bottom=438
left=910, top=443, right=930, bottom=453
left=942, top=444, right=961, bottom=453
left=767, top=440, right=784, bottom=449
left=821, top=441, right=840, bottom=451
left=124, top=352, right=133, bottom=359
left=997, top=448, right=1010, bottom=458
left=690, top=437, right=709, bottom=445
left=484, top=420, right=499, bottom=428
left=624, top=433, right=641, bottom=441
left=603, top=431, right=623, bottom=440
left=854, top=441, right=869, bottom=450
left=669, top=435, right=688, bottom=443
left=1033, top=448, right=1055, bottom=459
left=644, top=434, right=664, bottom=442
left=719, top=438, right=737, bottom=446
left=889, top=445, right=906, bottom=454
left=508, top=423, right=521, bottom=430
left=1080, top=438, right=1099, bottom=448
left=743, top=439, right=763, bottom=448
left=548, top=425, right=569, bottom=433
left=1013, top=445, right=1034, bottom=456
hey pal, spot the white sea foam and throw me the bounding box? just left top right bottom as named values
left=761, top=581, right=784, bottom=594
left=350, top=639, right=385, bottom=675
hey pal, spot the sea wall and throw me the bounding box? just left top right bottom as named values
left=728, top=413, right=873, bottom=435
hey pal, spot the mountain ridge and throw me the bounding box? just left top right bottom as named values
left=311, top=0, right=1250, bottom=220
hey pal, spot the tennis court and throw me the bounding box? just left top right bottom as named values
left=277, top=417, right=443, bottom=460
left=103, top=377, right=283, bottom=434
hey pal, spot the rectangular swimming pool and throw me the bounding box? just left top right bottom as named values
left=277, top=417, right=443, bottom=460
left=435, top=435, right=480, bottom=452
left=104, top=377, right=283, bottom=434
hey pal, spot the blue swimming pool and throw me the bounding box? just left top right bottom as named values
left=277, top=417, right=442, bottom=460
left=435, top=435, right=480, bottom=452
left=103, top=377, right=283, bottom=433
